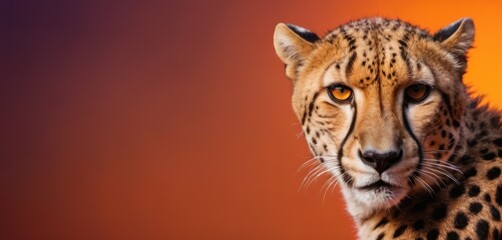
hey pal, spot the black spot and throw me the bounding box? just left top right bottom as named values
left=459, top=155, right=474, bottom=164
left=494, top=138, right=502, bottom=147
left=475, top=219, right=489, bottom=239
left=485, top=193, right=492, bottom=202
left=490, top=205, right=501, bottom=221
left=441, top=130, right=447, bottom=137
left=412, top=219, right=425, bottom=230
left=432, top=204, right=447, bottom=220
left=453, top=212, right=468, bottom=229
left=487, top=167, right=501, bottom=180
left=497, top=185, right=502, bottom=206
left=494, top=228, right=500, bottom=239
left=393, top=225, right=407, bottom=238
left=464, top=167, right=477, bottom=178
left=468, top=185, right=481, bottom=197
left=376, top=232, right=384, bottom=240
left=398, top=39, right=408, bottom=47
left=482, top=152, right=496, bottom=160
left=452, top=119, right=461, bottom=128
left=300, top=111, right=307, bottom=125
left=306, top=127, right=310, bottom=134
left=469, top=202, right=483, bottom=214
left=448, top=138, right=455, bottom=149
left=449, top=184, right=465, bottom=198
left=426, top=228, right=439, bottom=240
left=374, top=218, right=389, bottom=229
left=446, top=231, right=459, bottom=240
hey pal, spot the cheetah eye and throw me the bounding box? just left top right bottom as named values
left=404, top=84, right=431, bottom=103
left=327, top=84, right=353, bottom=103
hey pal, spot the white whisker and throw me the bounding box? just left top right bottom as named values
left=417, top=169, right=443, bottom=189
left=322, top=175, right=339, bottom=203
left=421, top=162, right=461, bottom=184
left=412, top=175, right=434, bottom=197
left=296, top=131, right=304, bottom=138
left=422, top=159, right=463, bottom=174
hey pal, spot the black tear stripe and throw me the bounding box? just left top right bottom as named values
left=398, top=37, right=425, bottom=186
left=403, top=104, right=424, bottom=187
left=337, top=102, right=357, bottom=186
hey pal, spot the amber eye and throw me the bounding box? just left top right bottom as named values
left=405, top=84, right=431, bottom=102
left=327, top=84, right=353, bottom=103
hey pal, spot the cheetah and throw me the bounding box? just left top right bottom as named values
left=273, top=17, right=502, bottom=239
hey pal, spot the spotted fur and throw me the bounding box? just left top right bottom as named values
left=274, top=17, right=502, bottom=239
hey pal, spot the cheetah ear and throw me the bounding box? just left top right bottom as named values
left=433, top=18, right=475, bottom=55
left=273, top=23, right=319, bottom=80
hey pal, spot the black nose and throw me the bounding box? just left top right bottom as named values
left=359, top=149, right=403, bottom=174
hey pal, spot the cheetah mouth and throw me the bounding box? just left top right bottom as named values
left=358, top=180, right=397, bottom=191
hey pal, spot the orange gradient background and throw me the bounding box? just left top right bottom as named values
left=1, top=0, right=502, bottom=239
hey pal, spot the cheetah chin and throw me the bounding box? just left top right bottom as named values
left=349, top=175, right=409, bottom=214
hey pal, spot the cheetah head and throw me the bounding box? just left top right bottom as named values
left=273, top=18, right=474, bottom=217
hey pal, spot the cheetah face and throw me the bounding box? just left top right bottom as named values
left=274, top=18, right=474, bottom=215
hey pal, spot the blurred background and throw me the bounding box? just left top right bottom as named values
left=1, top=0, right=502, bottom=239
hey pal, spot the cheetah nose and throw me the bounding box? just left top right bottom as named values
left=358, top=149, right=403, bottom=174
